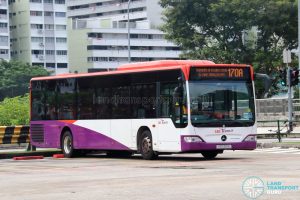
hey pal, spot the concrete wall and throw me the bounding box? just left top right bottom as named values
left=9, top=0, right=31, bottom=63
left=146, top=0, right=163, bottom=28
left=68, top=19, right=91, bottom=73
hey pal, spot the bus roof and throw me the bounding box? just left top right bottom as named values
left=31, top=60, right=252, bottom=81
left=117, top=60, right=215, bottom=71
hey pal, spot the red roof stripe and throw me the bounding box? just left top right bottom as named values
left=31, top=60, right=253, bottom=81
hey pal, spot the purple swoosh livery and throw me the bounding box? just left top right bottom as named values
left=30, top=121, right=131, bottom=150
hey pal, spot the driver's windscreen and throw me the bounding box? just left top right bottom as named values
left=189, top=80, right=255, bottom=127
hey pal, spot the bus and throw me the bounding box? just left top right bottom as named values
left=30, top=60, right=257, bottom=160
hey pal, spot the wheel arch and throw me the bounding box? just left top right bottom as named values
left=60, top=126, right=72, bottom=147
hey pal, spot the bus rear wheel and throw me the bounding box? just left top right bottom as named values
left=139, top=130, right=158, bottom=160
left=201, top=151, right=219, bottom=160
left=61, top=131, right=75, bottom=158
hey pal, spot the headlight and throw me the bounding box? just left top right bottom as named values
left=244, top=135, right=257, bottom=142
left=184, top=136, right=203, bottom=143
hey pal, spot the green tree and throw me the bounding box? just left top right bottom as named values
left=0, top=60, right=49, bottom=100
left=160, top=0, right=298, bottom=98
left=0, top=94, right=29, bottom=126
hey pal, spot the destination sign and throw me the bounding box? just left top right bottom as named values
left=190, top=67, right=250, bottom=80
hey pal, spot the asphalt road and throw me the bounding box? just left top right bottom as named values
left=0, top=149, right=299, bottom=200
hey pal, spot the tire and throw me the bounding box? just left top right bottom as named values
left=61, top=131, right=75, bottom=158
left=201, top=151, right=219, bottom=160
left=139, top=130, right=158, bottom=160
left=106, top=151, right=133, bottom=158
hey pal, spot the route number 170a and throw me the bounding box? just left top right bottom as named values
left=228, top=68, right=244, bottom=78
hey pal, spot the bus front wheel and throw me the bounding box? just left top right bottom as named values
left=201, top=151, right=219, bottom=160
left=139, top=130, right=158, bottom=160
left=61, top=131, right=74, bottom=158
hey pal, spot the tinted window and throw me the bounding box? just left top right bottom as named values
left=111, top=85, right=131, bottom=119
left=131, top=83, right=156, bottom=118
left=160, top=82, right=177, bottom=118
left=95, top=87, right=111, bottom=119
left=31, top=81, right=45, bottom=120
left=44, top=80, right=57, bottom=120
left=77, top=77, right=96, bottom=119
left=31, top=69, right=185, bottom=121
left=57, top=79, right=76, bottom=120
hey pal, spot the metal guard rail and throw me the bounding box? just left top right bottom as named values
left=257, top=120, right=299, bottom=142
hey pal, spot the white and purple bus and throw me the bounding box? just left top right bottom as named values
left=30, top=60, right=256, bottom=160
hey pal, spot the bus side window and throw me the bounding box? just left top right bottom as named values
left=111, top=85, right=131, bottom=119
left=131, top=83, right=156, bottom=119
left=77, top=77, right=95, bottom=119
left=31, top=81, right=44, bottom=120
left=160, top=82, right=177, bottom=118
left=57, top=79, right=77, bottom=120
left=95, top=87, right=111, bottom=119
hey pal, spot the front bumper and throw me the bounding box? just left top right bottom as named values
left=180, top=135, right=256, bottom=152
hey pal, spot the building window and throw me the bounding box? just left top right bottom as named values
left=56, top=25, right=66, bottom=30
left=44, top=11, right=53, bottom=16
left=0, top=36, right=8, bottom=43
left=56, top=50, right=67, bottom=55
left=30, top=11, right=43, bottom=16
left=56, top=37, right=67, bottom=43
left=46, top=50, right=55, bottom=55
left=87, top=33, right=102, bottom=39
left=32, top=50, right=44, bottom=55
left=9, top=0, right=16, bottom=4
left=55, top=0, right=65, bottom=4
left=0, top=49, right=8, bottom=54
left=31, top=37, right=43, bottom=42
left=0, top=23, right=8, bottom=28
left=44, top=0, right=53, bottom=3
left=55, top=12, right=66, bottom=17
left=30, top=0, right=42, bottom=3
left=57, top=63, right=67, bottom=68
left=31, top=24, right=43, bottom=29
left=45, top=24, right=54, bottom=30
left=32, top=63, right=44, bottom=67
left=10, top=38, right=17, bottom=42
left=45, top=37, right=55, bottom=43
left=46, top=63, right=55, bottom=68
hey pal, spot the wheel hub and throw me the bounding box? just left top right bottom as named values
left=63, top=136, right=72, bottom=154
left=142, top=137, right=151, bottom=154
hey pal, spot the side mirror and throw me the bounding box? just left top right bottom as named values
left=255, top=73, right=272, bottom=98
left=173, top=76, right=183, bottom=99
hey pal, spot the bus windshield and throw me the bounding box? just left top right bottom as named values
left=189, top=80, right=255, bottom=127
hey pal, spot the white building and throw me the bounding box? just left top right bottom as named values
left=0, top=0, right=10, bottom=61
left=67, top=0, right=181, bottom=73
left=9, top=0, right=68, bottom=74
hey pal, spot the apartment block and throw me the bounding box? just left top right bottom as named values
left=9, top=0, right=68, bottom=74
left=67, top=0, right=181, bottom=73
left=0, top=0, right=10, bottom=61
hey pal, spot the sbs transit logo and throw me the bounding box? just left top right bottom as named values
left=242, top=176, right=264, bottom=199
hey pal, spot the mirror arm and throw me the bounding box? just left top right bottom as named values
left=254, top=73, right=272, bottom=98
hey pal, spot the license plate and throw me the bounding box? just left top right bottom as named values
left=216, top=145, right=232, bottom=149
